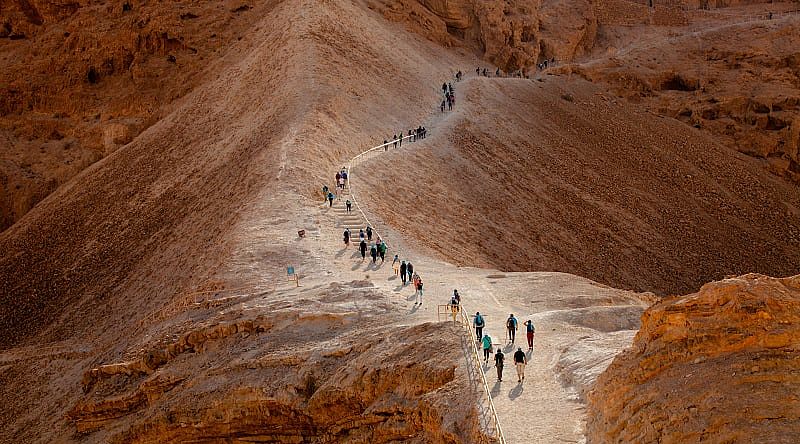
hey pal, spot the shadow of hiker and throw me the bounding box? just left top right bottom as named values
left=336, top=247, right=347, bottom=258
left=387, top=275, right=397, bottom=281
left=490, top=380, right=502, bottom=396
left=503, top=343, right=515, bottom=352
left=409, top=304, right=420, bottom=314
left=351, top=262, right=362, bottom=271
left=509, top=383, right=524, bottom=400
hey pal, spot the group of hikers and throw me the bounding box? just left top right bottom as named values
left=322, top=168, right=350, bottom=207
left=474, top=310, right=536, bottom=383
left=383, top=127, right=427, bottom=151
left=342, top=226, right=388, bottom=263
left=440, top=82, right=456, bottom=112
left=394, top=257, right=423, bottom=305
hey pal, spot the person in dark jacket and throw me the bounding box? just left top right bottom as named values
left=359, top=240, right=367, bottom=261
left=399, top=261, right=407, bottom=285
left=494, top=349, right=505, bottom=381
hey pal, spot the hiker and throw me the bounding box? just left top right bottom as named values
left=448, top=98, right=453, bottom=111
left=378, top=240, right=387, bottom=262
left=442, top=82, right=447, bottom=94
left=449, top=293, right=459, bottom=308
left=338, top=176, right=345, bottom=189
left=392, top=254, right=400, bottom=275
left=452, top=289, right=461, bottom=305
left=322, top=185, right=329, bottom=201
left=495, top=68, right=500, bottom=77
left=359, top=239, right=368, bottom=260
left=393, top=135, right=398, bottom=149
left=384, top=139, right=388, bottom=151
left=507, top=314, right=518, bottom=343
left=345, top=199, right=352, bottom=213
left=525, top=320, right=535, bottom=349
left=417, top=277, right=424, bottom=305
left=448, top=82, right=453, bottom=94
left=406, top=261, right=414, bottom=282
left=513, top=347, right=527, bottom=382
left=482, top=334, right=492, bottom=363
left=359, top=229, right=365, bottom=243
left=441, top=100, right=445, bottom=113
left=342, top=170, right=348, bottom=185
left=343, top=228, right=350, bottom=247
left=483, top=68, right=487, bottom=77
left=400, top=261, right=407, bottom=285
left=366, top=226, right=372, bottom=241
left=370, top=244, right=378, bottom=263
left=409, top=129, right=414, bottom=142
left=476, top=67, right=480, bottom=75
left=398, top=133, right=402, bottom=148
left=335, top=171, right=341, bottom=186
left=327, top=191, right=335, bottom=207
left=474, top=311, right=485, bottom=342
left=494, top=348, right=505, bottom=381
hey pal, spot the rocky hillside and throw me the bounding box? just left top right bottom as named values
left=587, top=273, right=800, bottom=442
left=356, top=76, right=800, bottom=295
left=0, top=0, right=269, bottom=231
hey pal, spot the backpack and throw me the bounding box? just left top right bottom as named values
left=507, top=318, right=514, bottom=329
left=475, top=315, right=484, bottom=327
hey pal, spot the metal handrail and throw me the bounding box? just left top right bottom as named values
left=345, top=134, right=507, bottom=444
left=457, top=304, right=507, bottom=444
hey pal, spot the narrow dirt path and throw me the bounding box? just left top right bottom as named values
left=308, top=75, right=648, bottom=444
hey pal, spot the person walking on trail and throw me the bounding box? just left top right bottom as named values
left=525, top=319, right=535, bottom=350
left=413, top=275, right=424, bottom=305
left=398, top=133, right=402, bottom=148
left=345, top=199, right=352, bottom=213
left=378, top=241, right=387, bottom=262
left=400, top=261, right=407, bottom=285
left=482, top=334, right=492, bottom=363
left=384, top=139, right=388, bottom=151
left=406, top=261, right=414, bottom=283
left=343, top=229, right=350, bottom=247
left=442, top=82, right=447, bottom=94
left=440, top=100, right=445, bottom=113
left=366, top=226, right=373, bottom=241
left=322, top=185, right=329, bottom=202
left=359, top=239, right=367, bottom=261
left=513, top=346, right=527, bottom=382
left=494, top=348, right=505, bottom=381
left=342, top=170, right=348, bottom=186
left=392, top=255, right=400, bottom=275
left=370, top=244, right=378, bottom=263
left=338, top=176, right=345, bottom=190
left=448, top=98, right=453, bottom=111
left=393, top=135, right=398, bottom=149
left=327, top=191, right=335, bottom=207
left=335, top=171, right=341, bottom=186
left=474, top=311, right=485, bottom=342
left=359, top=229, right=365, bottom=243
left=452, top=289, right=461, bottom=305
left=507, top=314, right=518, bottom=343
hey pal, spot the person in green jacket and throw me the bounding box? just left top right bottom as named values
left=378, top=240, right=387, bottom=262
left=482, top=334, right=493, bottom=364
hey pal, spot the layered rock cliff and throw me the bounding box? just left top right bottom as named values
left=587, top=274, right=800, bottom=442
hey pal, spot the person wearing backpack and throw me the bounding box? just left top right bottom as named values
left=345, top=199, right=352, bottom=213
left=494, top=348, right=505, bottom=381
left=366, top=226, right=373, bottom=241
left=416, top=277, right=424, bottom=305
left=378, top=241, right=387, bottom=262
left=327, top=191, right=335, bottom=207
left=370, top=244, right=378, bottom=263
left=506, top=314, right=518, bottom=343
left=482, top=334, right=493, bottom=364
left=474, top=312, right=485, bottom=342
left=343, top=229, right=350, bottom=247
left=406, top=262, right=414, bottom=282
left=525, top=319, right=535, bottom=350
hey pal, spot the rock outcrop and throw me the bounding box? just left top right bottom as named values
left=0, top=0, right=268, bottom=230
left=369, top=0, right=598, bottom=70
left=587, top=274, right=800, bottom=443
